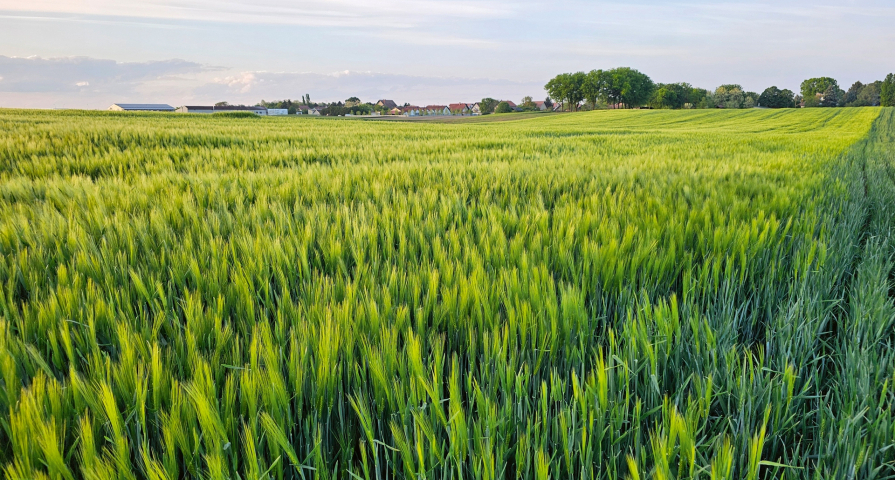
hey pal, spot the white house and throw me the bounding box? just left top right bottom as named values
left=307, top=108, right=323, bottom=116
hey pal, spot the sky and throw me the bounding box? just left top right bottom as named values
left=0, top=0, right=893, bottom=109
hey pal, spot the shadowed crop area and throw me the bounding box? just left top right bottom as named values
left=0, top=108, right=894, bottom=479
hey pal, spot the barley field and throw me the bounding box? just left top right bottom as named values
left=0, top=107, right=894, bottom=480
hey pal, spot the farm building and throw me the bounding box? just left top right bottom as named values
left=267, top=109, right=288, bottom=116
left=176, top=105, right=268, bottom=115
left=108, top=104, right=175, bottom=112
left=376, top=100, right=398, bottom=109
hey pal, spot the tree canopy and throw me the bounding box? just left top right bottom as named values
left=540, top=69, right=889, bottom=111
left=479, top=98, right=498, bottom=114
left=582, top=70, right=608, bottom=109
left=882, top=74, right=895, bottom=107
left=544, top=72, right=587, bottom=111
left=545, top=67, right=654, bottom=110
left=544, top=73, right=571, bottom=111
left=758, top=87, right=796, bottom=108
left=819, top=85, right=842, bottom=108
left=801, top=77, right=840, bottom=98
left=494, top=101, right=513, bottom=114
left=649, top=83, right=699, bottom=109
left=608, top=68, right=655, bottom=108
left=844, top=82, right=864, bottom=105
left=713, top=85, right=746, bottom=109
left=853, top=82, right=883, bottom=107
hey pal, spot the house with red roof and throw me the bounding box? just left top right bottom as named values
left=449, top=103, right=472, bottom=115
left=424, top=105, right=451, bottom=116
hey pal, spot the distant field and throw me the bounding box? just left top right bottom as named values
left=1, top=108, right=894, bottom=479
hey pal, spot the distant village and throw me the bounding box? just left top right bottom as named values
left=107, top=97, right=559, bottom=116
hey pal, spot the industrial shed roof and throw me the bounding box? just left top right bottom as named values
left=111, top=104, right=175, bottom=111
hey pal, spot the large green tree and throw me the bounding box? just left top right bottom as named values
left=650, top=83, right=694, bottom=109
left=800, top=77, right=843, bottom=107
left=545, top=72, right=586, bottom=111
left=544, top=74, right=569, bottom=110
left=851, top=81, right=882, bottom=107
left=494, top=101, right=513, bottom=113
left=689, top=87, right=711, bottom=108
left=758, top=86, right=796, bottom=108
left=606, top=67, right=654, bottom=108
left=713, top=85, right=746, bottom=109
left=882, top=73, right=895, bottom=107
left=479, top=98, right=498, bottom=114
left=568, top=71, right=587, bottom=110
left=582, top=70, right=608, bottom=110
left=800, top=77, right=839, bottom=98
left=819, top=85, right=842, bottom=107
left=844, top=82, right=864, bottom=105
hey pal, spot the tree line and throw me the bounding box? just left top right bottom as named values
left=258, top=96, right=377, bottom=116
left=545, top=68, right=895, bottom=110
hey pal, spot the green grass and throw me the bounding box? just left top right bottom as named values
left=0, top=107, right=893, bottom=479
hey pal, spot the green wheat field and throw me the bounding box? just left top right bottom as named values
left=1, top=107, right=894, bottom=479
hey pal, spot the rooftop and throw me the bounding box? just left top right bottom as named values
left=112, top=104, right=175, bottom=111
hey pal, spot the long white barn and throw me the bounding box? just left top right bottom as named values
left=109, top=104, right=175, bottom=112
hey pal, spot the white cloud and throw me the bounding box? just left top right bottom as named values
left=0, top=55, right=546, bottom=108
left=212, top=72, right=257, bottom=94
left=0, top=55, right=206, bottom=93
left=0, top=0, right=518, bottom=28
